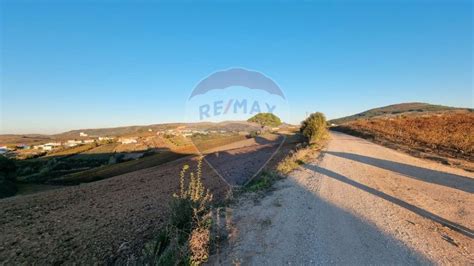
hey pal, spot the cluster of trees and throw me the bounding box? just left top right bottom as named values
left=300, top=112, right=328, bottom=143
left=248, top=113, right=282, bottom=127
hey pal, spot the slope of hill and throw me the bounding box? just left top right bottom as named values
left=330, top=102, right=472, bottom=125
left=0, top=134, right=52, bottom=146
left=54, top=121, right=262, bottom=138
left=0, top=121, right=264, bottom=145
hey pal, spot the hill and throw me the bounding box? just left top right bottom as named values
left=0, top=121, right=263, bottom=145
left=330, top=102, right=472, bottom=125
left=55, top=121, right=262, bottom=138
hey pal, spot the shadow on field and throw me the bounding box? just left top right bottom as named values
left=15, top=147, right=193, bottom=186
left=324, top=151, right=474, bottom=194
left=304, top=164, right=474, bottom=239
left=204, top=135, right=285, bottom=186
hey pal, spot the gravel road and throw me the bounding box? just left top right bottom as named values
left=213, top=132, right=473, bottom=265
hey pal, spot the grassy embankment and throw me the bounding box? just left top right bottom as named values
left=333, top=112, right=474, bottom=164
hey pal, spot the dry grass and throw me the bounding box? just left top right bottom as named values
left=188, top=227, right=211, bottom=263
left=191, top=134, right=247, bottom=152
left=276, top=142, right=325, bottom=174
left=337, top=112, right=474, bottom=161
left=141, top=158, right=214, bottom=265
left=45, top=143, right=97, bottom=157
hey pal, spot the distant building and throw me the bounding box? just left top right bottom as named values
left=44, top=142, right=61, bottom=147
left=83, top=139, right=95, bottom=144
left=119, top=137, right=138, bottom=144
left=66, top=140, right=82, bottom=147
left=16, top=144, right=31, bottom=149
left=98, top=136, right=115, bottom=141
left=42, top=145, right=53, bottom=151
left=79, top=132, right=88, bottom=137
left=35, top=142, right=61, bottom=151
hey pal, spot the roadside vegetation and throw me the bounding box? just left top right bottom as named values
left=141, top=158, right=214, bottom=265
left=300, top=112, right=329, bottom=144
left=245, top=112, right=328, bottom=192
left=333, top=112, right=474, bottom=162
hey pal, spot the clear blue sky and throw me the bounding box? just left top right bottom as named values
left=1, top=0, right=472, bottom=134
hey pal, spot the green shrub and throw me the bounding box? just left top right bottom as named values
left=248, top=113, right=282, bottom=127
left=244, top=171, right=280, bottom=192
left=300, top=112, right=328, bottom=143
left=248, top=130, right=259, bottom=138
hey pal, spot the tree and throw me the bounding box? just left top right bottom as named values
left=247, top=113, right=282, bottom=127
left=300, top=112, right=328, bottom=143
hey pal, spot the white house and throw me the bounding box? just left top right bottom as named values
left=66, top=140, right=82, bottom=147
left=98, top=136, right=115, bottom=141
left=119, top=137, right=138, bottom=144
left=44, top=142, right=61, bottom=147
left=79, top=132, right=88, bottom=137
left=42, top=145, right=53, bottom=151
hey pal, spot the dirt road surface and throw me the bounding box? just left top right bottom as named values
left=213, top=132, right=473, bottom=264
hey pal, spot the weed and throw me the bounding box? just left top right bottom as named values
left=244, top=171, right=280, bottom=192
left=141, top=157, right=213, bottom=265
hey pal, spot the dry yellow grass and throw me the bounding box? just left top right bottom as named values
left=339, top=112, right=474, bottom=160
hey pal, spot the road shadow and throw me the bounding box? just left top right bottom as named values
left=304, top=164, right=474, bottom=239
left=324, top=151, right=474, bottom=194
left=213, top=172, right=430, bottom=264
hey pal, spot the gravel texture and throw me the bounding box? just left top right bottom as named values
left=212, top=132, right=473, bottom=265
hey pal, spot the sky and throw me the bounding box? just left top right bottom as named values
left=1, top=0, right=472, bottom=134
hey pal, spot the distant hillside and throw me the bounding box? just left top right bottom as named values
left=0, top=121, right=266, bottom=145
left=330, top=102, right=472, bottom=125
left=56, top=121, right=262, bottom=138
left=0, top=134, right=53, bottom=146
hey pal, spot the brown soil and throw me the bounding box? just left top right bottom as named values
left=204, top=134, right=285, bottom=186
left=0, top=134, right=290, bottom=264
